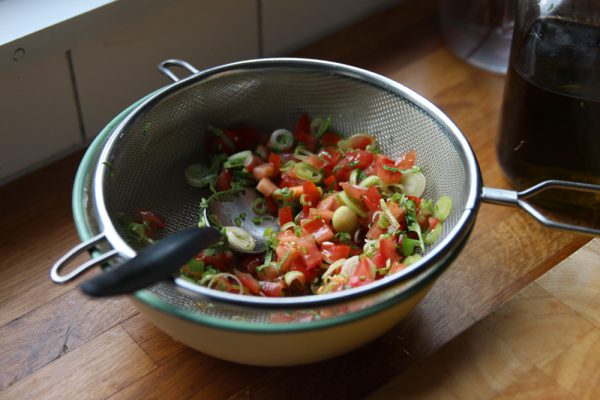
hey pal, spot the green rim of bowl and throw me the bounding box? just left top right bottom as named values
left=72, top=94, right=459, bottom=334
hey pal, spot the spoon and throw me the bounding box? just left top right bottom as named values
left=80, top=189, right=278, bottom=297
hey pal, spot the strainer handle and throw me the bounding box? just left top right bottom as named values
left=481, top=180, right=600, bottom=236
left=50, top=233, right=119, bottom=283
left=80, top=227, right=222, bottom=297
left=158, top=59, right=200, bottom=82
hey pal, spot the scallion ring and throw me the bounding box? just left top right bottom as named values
left=252, top=197, right=268, bottom=215
left=284, top=271, right=306, bottom=286
left=223, top=150, right=252, bottom=169
left=310, top=116, right=331, bottom=138
left=359, top=175, right=382, bottom=187
left=224, top=226, right=256, bottom=252
left=269, top=129, right=294, bottom=151
left=349, top=169, right=360, bottom=185
left=293, top=162, right=323, bottom=183
left=338, top=191, right=367, bottom=218
left=379, top=199, right=400, bottom=229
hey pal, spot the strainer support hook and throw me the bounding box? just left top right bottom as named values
left=481, top=180, right=600, bottom=236
left=158, top=59, right=200, bottom=82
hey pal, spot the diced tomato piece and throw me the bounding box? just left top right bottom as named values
left=278, top=206, right=293, bottom=226
left=293, top=113, right=317, bottom=151
left=389, top=261, right=406, bottom=274
left=256, top=177, right=278, bottom=197
left=139, top=209, right=166, bottom=229
left=302, top=218, right=334, bottom=243
left=348, top=256, right=375, bottom=287
left=288, top=259, right=318, bottom=283
left=280, top=172, right=305, bottom=187
left=366, top=220, right=386, bottom=240
left=304, top=154, right=325, bottom=169
left=349, top=134, right=374, bottom=150
left=395, top=150, right=416, bottom=170
left=298, top=235, right=322, bottom=270
left=321, top=242, right=351, bottom=263
left=387, top=201, right=405, bottom=220
left=340, top=182, right=368, bottom=200
left=268, top=152, right=281, bottom=174
left=259, top=280, right=285, bottom=297
left=380, top=237, right=401, bottom=261
left=235, top=270, right=260, bottom=295
left=302, top=181, right=320, bottom=207
left=374, top=154, right=402, bottom=184
left=308, top=208, right=334, bottom=222
left=265, top=197, right=278, bottom=214
left=324, top=175, right=338, bottom=191
left=319, top=147, right=343, bottom=176
left=321, top=132, right=342, bottom=146
left=346, top=150, right=374, bottom=170
left=239, top=254, right=263, bottom=275
left=198, top=248, right=235, bottom=272
left=333, top=163, right=351, bottom=182
left=361, top=186, right=381, bottom=212
left=317, top=193, right=340, bottom=211
left=407, top=195, right=421, bottom=208
left=429, top=217, right=439, bottom=230
left=252, top=163, right=275, bottom=180
left=228, top=126, right=263, bottom=151
left=279, top=152, right=296, bottom=164
left=215, top=169, right=232, bottom=191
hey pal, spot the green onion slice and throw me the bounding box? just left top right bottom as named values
left=379, top=199, right=400, bottom=229
left=269, top=129, right=294, bottom=151
left=310, top=116, right=331, bottom=138
left=252, top=197, right=268, bottom=215
left=223, top=150, right=252, bottom=169
left=224, top=226, right=256, bottom=252
left=424, top=223, right=443, bottom=245
left=434, top=196, right=452, bottom=221
left=359, top=175, right=381, bottom=187
left=293, top=162, right=323, bottom=183
left=284, top=271, right=306, bottom=286
left=338, top=191, right=367, bottom=218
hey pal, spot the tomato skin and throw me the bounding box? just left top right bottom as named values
left=348, top=256, right=375, bottom=287
left=349, top=134, right=374, bottom=150
left=346, top=150, right=374, bottom=170
left=340, top=182, right=368, bottom=200
left=374, top=154, right=402, bottom=184
left=395, top=150, right=416, bottom=169
left=268, top=152, right=281, bottom=174
left=324, top=175, right=338, bottom=191
left=259, top=280, right=285, bottom=297
left=198, top=248, right=235, bottom=272
left=216, top=169, right=232, bottom=191
left=293, top=113, right=317, bottom=151
left=361, top=186, right=381, bottom=212
left=321, top=242, right=351, bottom=263
left=139, top=209, right=166, bottom=229
left=321, top=132, right=342, bottom=146
left=235, top=270, right=260, bottom=295
left=302, top=181, right=320, bottom=207
left=278, top=206, right=293, bottom=226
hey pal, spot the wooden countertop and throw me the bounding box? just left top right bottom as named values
left=0, top=1, right=594, bottom=399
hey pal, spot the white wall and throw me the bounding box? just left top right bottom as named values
left=0, top=0, right=404, bottom=185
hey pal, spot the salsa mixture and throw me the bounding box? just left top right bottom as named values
left=127, top=114, right=451, bottom=297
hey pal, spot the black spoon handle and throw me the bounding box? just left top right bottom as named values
left=81, top=227, right=222, bottom=297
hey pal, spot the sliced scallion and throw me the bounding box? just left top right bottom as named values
left=269, top=129, right=294, bottom=151
left=310, top=116, right=331, bottom=138
left=434, top=196, right=452, bottom=221
left=359, top=175, right=382, bottom=187
left=223, top=150, right=252, bottom=169
left=424, top=223, right=443, bottom=245
left=284, top=271, right=305, bottom=286
left=293, top=162, right=323, bottom=183
left=338, top=191, right=367, bottom=218
left=252, top=197, right=267, bottom=215
left=224, top=226, right=256, bottom=252
left=379, top=199, right=400, bottom=229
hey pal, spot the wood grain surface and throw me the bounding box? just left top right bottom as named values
left=0, top=1, right=594, bottom=399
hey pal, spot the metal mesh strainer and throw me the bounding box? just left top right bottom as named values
left=55, top=58, right=485, bottom=326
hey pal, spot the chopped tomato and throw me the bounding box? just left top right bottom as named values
left=340, top=182, right=368, bottom=200
left=259, top=280, right=285, bottom=297
left=349, top=134, right=374, bottom=150
left=298, top=235, right=322, bottom=270
left=324, top=175, right=338, bottom=191
left=289, top=259, right=318, bottom=284
left=278, top=206, right=293, bottom=226
left=348, top=256, right=375, bottom=287
left=235, top=270, right=260, bottom=295
left=346, top=150, right=374, bottom=170
left=293, top=113, right=317, bottom=151
left=252, top=163, right=275, bottom=180
left=308, top=207, right=334, bottom=222
left=319, top=147, right=343, bottom=176
left=302, top=181, right=320, bottom=207
left=374, top=154, right=402, bottom=184
left=268, top=152, right=281, bottom=174
left=396, top=150, right=416, bottom=169
left=389, top=261, right=406, bottom=274
left=321, top=242, right=351, bottom=263
left=215, top=169, right=232, bottom=191
left=239, top=254, right=263, bottom=275
left=366, top=219, right=386, bottom=240
left=407, top=195, right=421, bottom=208
left=302, top=218, right=334, bottom=243
left=304, top=154, right=325, bottom=169
left=321, top=132, right=342, bottom=146
left=429, top=217, right=439, bottom=230
left=198, top=248, right=235, bottom=272
left=361, top=186, right=381, bottom=212
left=139, top=209, right=166, bottom=229
left=280, top=172, right=305, bottom=188
left=257, top=177, right=278, bottom=197
left=317, top=193, right=340, bottom=211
